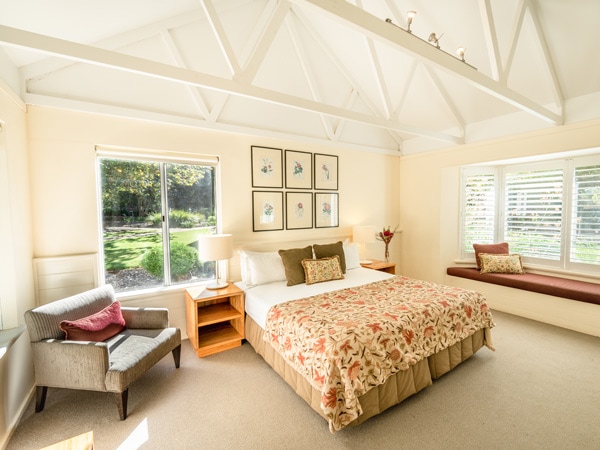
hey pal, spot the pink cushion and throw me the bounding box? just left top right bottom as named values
left=473, top=242, right=509, bottom=269
left=60, top=301, right=126, bottom=341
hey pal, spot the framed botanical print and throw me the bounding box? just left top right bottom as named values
left=314, top=192, right=339, bottom=228
left=314, top=153, right=338, bottom=190
left=252, top=191, right=284, bottom=231
left=286, top=192, right=313, bottom=230
left=251, top=146, right=283, bottom=188
left=285, top=149, right=312, bottom=189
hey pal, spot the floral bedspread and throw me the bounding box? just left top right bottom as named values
left=263, top=276, right=495, bottom=432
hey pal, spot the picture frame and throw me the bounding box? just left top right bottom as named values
left=251, top=146, right=283, bottom=188
left=314, top=153, right=338, bottom=190
left=285, top=149, right=312, bottom=189
left=314, top=192, right=339, bottom=228
left=252, top=191, right=284, bottom=231
left=286, top=192, right=313, bottom=230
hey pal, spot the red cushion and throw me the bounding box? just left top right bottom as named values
left=60, top=301, right=126, bottom=341
left=473, top=242, right=509, bottom=269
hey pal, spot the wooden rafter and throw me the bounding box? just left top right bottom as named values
left=298, top=0, right=562, bottom=125
left=0, top=24, right=460, bottom=143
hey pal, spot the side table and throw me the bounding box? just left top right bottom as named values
left=185, top=283, right=244, bottom=358
left=360, top=260, right=396, bottom=274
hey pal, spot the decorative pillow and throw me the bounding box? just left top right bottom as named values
left=301, top=255, right=344, bottom=285
left=278, top=245, right=314, bottom=286
left=343, top=241, right=361, bottom=270
left=473, top=242, right=509, bottom=269
left=60, top=301, right=126, bottom=341
left=313, top=241, right=346, bottom=273
left=479, top=253, right=525, bottom=274
left=239, top=250, right=286, bottom=286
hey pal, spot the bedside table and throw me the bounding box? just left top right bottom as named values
left=185, top=283, right=244, bottom=358
left=360, top=260, right=396, bottom=274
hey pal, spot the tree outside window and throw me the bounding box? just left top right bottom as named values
left=99, top=158, right=217, bottom=293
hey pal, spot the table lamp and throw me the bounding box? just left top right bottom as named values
left=197, top=234, right=233, bottom=289
left=352, top=226, right=376, bottom=264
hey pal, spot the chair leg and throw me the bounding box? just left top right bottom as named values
left=115, top=390, right=128, bottom=420
left=35, top=386, right=48, bottom=413
left=172, top=344, right=181, bottom=369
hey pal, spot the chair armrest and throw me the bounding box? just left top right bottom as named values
left=121, top=307, right=169, bottom=329
left=31, top=340, right=110, bottom=391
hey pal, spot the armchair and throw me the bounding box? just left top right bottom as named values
left=24, top=285, right=181, bottom=420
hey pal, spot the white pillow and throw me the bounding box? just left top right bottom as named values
left=343, top=241, right=361, bottom=270
left=239, top=250, right=287, bottom=286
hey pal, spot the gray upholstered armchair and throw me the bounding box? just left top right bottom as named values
left=24, top=285, right=181, bottom=420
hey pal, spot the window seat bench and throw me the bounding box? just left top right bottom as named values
left=446, top=267, right=600, bottom=306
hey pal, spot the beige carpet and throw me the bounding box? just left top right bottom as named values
left=7, top=310, right=600, bottom=450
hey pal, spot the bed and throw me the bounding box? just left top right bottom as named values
left=235, top=240, right=495, bottom=433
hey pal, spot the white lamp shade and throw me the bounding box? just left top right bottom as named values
left=353, top=226, right=376, bottom=244
left=198, top=234, right=233, bottom=261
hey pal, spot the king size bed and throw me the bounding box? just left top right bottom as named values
left=235, top=240, right=495, bottom=433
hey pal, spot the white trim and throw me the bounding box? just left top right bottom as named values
left=95, top=145, right=219, bottom=166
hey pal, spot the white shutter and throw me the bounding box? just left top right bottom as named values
left=503, top=166, right=563, bottom=260
left=570, top=163, right=600, bottom=265
left=462, top=169, right=496, bottom=255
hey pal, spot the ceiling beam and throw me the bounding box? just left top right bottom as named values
left=0, top=24, right=461, bottom=143
left=298, top=0, right=562, bottom=125
left=199, top=0, right=242, bottom=77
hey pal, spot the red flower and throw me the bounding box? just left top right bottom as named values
left=322, top=387, right=338, bottom=408
left=402, top=329, right=414, bottom=345
left=348, top=361, right=361, bottom=380
left=464, top=305, right=473, bottom=318
left=367, top=322, right=383, bottom=334
left=376, top=225, right=399, bottom=244
left=314, top=337, right=327, bottom=353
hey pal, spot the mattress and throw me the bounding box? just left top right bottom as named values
left=236, top=266, right=392, bottom=329
left=236, top=267, right=494, bottom=432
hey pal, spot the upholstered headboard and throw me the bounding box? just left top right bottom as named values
left=227, top=235, right=351, bottom=282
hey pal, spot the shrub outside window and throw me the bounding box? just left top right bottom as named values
left=98, top=154, right=218, bottom=293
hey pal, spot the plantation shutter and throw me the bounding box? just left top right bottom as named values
left=504, top=166, right=563, bottom=260
left=462, top=170, right=496, bottom=254
left=570, top=164, right=600, bottom=265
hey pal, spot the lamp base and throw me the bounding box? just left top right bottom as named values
left=206, top=279, right=229, bottom=290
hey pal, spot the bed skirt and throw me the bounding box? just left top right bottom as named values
left=245, top=314, right=486, bottom=428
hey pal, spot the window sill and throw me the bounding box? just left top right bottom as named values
left=0, top=324, right=26, bottom=359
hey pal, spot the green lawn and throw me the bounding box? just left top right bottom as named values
left=103, top=227, right=212, bottom=271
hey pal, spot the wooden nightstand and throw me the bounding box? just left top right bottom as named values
left=360, top=260, right=396, bottom=274
left=185, top=283, right=244, bottom=358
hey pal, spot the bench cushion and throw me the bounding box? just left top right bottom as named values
left=447, top=267, right=600, bottom=306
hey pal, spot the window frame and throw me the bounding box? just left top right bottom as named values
left=460, top=153, right=600, bottom=275
left=95, top=147, right=221, bottom=294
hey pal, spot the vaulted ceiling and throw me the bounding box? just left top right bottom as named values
left=1, top=0, right=599, bottom=155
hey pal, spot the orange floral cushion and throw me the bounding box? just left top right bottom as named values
left=301, top=255, right=344, bottom=285
left=479, top=253, right=525, bottom=274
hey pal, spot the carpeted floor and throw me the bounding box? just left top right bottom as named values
left=7, top=310, right=600, bottom=450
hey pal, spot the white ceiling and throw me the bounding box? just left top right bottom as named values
left=0, top=0, right=599, bottom=155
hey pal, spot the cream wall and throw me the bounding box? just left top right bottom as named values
left=399, top=119, right=600, bottom=336
left=0, top=83, right=35, bottom=449
left=26, top=105, right=401, bottom=329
